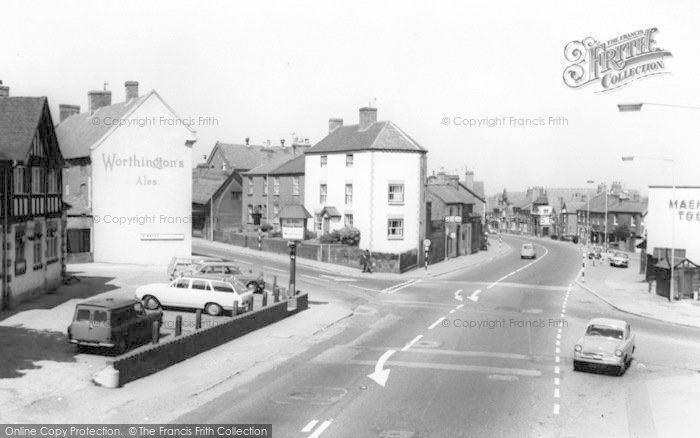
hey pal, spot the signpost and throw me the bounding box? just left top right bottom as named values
left=279, top=205, right=312, bottom=302
left=423, top=239, right=431, bottom=271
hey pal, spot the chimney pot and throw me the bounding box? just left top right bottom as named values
left=88, top=90, right=112, bottom=112
left=125, top=81, right=139, bottom=100
left=359, top=107, right=377, bottom=130
left=329, top=118, right=343, bottom=133
left=245, top=137, right=250, bottom=146
left=59, top=104, right=81, bottom=123
left=0, top=81, right=9, bottom=98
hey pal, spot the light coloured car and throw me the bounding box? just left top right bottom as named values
left=167, top=256, right=224, bottom=279
left=136, top=277, right=254, bottom=316
left=520, top=243, right=536, bottom=259
left=181, top=261, right=266, bottom=293
left=574, top=318, right=635, bottom=375
left=610, top=252, right=629, bottom=268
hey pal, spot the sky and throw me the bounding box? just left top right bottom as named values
left=3, top=0, right=700, bottom=196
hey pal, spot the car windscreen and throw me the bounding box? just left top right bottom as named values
left=76, top=308, right=91, bottom=321
left=522, top=245, right=533, bottom=249
left=586, top=325, right=623, bottom=339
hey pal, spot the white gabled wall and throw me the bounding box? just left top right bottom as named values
left=91, top=94, right=194, bottom=265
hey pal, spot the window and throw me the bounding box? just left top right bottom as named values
left=231, top=192, right=241, bottom=201
left=315, top=214, right=322, bottom=231
left=191, top=280, right=211, bottom=290
left=15, top=226, right=26, bottom=276
left=247, top=205, right=253, bottom=223
left=66, top=228, right=89, bottom=254
left=320, top=155, right=328, bottom=167
left=388, top=184, right=404, bottom=204
left=320, top=184, right=327, bottom=204
left=345, top=184, right=353, bottom=206
left=273, top=177, right=280, bottom=195
left=14, top=166, right=26, bottom=194
left=31, top=167, right=43, bottom=193
left=346, top=154, right=354, bottom=167
left=613, top=214, right=618, bottom=226
left=93, top=311, right=108, bottom=323
left=76, top=309, right=91, bottom=321
left=387, top=219, right=404, bottom=239
left=273, top=203, right=280, bottom=222
left=174, top=278, right=190, bottom=288
left=262, top=204, right=268, bottom=221
left=262, top=177, right=268, bottom=196
left=630, top=216, right=636, bottom=227
left=344, top=214, right=354, bottom=227
left=33, top=224, right=43, bottom=270
left=45, top=221, right=58, bottom=262
left=247, top=177, right=253, bottom=195
left=292, top=177, right=300, bottom=195
left=211, top=281, right=234, bottom=293
left=47, top=170, right=59, bottom=193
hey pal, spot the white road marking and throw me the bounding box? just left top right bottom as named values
left=454, top=289, right=463, bottom=301
left=429, top=317, right=446, bottom=330
left=555, top=347, right=560, bottom=354
left=560, top=312, right=565, bottom=317
left=351, top=359, right=542, bottom=377
left=554, top=377, right=560, bottom=385
left=367, top=350, right=396, bottom=387
left=557, top=328, right=562, bottom=334
left=553, top=404, right=560, bottom=415
left=554, top=388, right=560, bottom=398
left=449, top=309, right=455, bottom=314
left=456, top=304, right=464, bottom=309
left=555, top=340, right=560, bottom=346
left=401, top=335, right=423, bottom=352
left=555, top=356, right=560, bottom=363
left=556, top=334, right=561, bottom=340
left=302, top=420, right=319, bottom=433
left=554, top=366, right=560, bottom=374
left=319, top=274, right=357, bottom=282
left=484, top=242, right=550, bottom=290
left=468, top=289, right=482, bottom=302
left=382, top=279, right=419, bottom=294
left=308, top=420, right=333, bottom=438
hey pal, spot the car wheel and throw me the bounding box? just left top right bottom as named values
left=616, top=364, right=625, bottom=376
left=205, top=303, right=223, bottom=316
left=143, top=296, right=160, bottom=310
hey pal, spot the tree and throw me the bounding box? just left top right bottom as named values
left=612, top=224, right=631, bottom=242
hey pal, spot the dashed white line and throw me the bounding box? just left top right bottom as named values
left=554, top=388, right=560, bottom=398
left=553, top=404, right=560, bottom=415
left=556, top=334, right=561, bottom=340
left=302, top=421, right=319, bottom=433
left=555, top=356, right=560, bottom=363
left=555, top=347, right=560, bottom=354
left=554, top=366, right=560, bottom=374
left=429, top=317, right=446, bottom=330
left=555, top=340, right=560, bottom=347
left=449, top=309, right=455, bottom=314
left=456, top=304, right=464, bottom=309
left=554, top=377, right=560, bottom=386
left=402, top=335, right=423, bottom=352
left=308, top=420, right=333, bottom=438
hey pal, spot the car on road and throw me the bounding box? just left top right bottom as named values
left=67, top=297, right=163, bottom=354
left=180, top=261, right=266, bottom=293
left=135, top=277, right=254, bottom=316
left=573, top=318, right=635, bottom=376
left=609, top=252, right=629, bottom=268
left=168, top=256, right=224, bottom=279
left=520, top=243, right=536, bottom=259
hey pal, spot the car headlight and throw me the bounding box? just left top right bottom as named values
left=614, top=349, right=623, bottom=357
left=574, top=344, right=582, bottom=352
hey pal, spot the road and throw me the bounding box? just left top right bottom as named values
left=179, top=236, right=700, bottom=437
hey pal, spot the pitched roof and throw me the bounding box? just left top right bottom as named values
left=0, top=97, right=47, bottom=160
left=209, top=141, right=302, bottom=171
left=586, top=192, right=647, bottom=214
left=428, top=184, right=476, bottom=204
left=192, top=168, right=230, bottom=204
left=545, top=187, right=589, bottom=211
left=306, top=121, right=426, bottom=154
left=242, top=153, right=305, bottom=176
left=562, top=200, right=586, bottom=213
left=56, top=90, right=195, bottom=160
left=279, top=203, right=311, bottom=219
left=270, top=154, right=305, bottom=175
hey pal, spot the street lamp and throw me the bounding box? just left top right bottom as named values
left=586, top=179, right=595, bottom=246
left=620, top=155, right=676, bottom=302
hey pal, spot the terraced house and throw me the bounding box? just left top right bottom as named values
left=0, top=83, right=65, bottom=309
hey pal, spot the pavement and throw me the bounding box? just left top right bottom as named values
left=0, top=262, right=356, bottom=423
left=193, top=236, right=513, bottom=281
left=575, top=252, right=700, bottom=329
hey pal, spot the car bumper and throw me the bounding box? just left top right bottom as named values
left=69, top=339, right=115, bottom=348
left=574, top=352, right=623, bottom=366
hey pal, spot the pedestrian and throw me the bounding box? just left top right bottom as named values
left=361, top=249, right=373, bottom=273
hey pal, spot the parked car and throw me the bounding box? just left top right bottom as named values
left=609, top=252, right=629, bottom=268
left=180, top=261, right=266, bottom=293
left=573, top=318, right=635, bottom=376
left=167, top=256, right=224, bottom=279
left=520, top=243, right=536, bottom=259
left=67, top=297, right=163, bottom=354
left=135, top=277, right=254, bottom=316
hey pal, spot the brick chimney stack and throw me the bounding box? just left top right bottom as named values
left=59, top=104, right=81, bottom=122
left=329, top=118, right=343, bottom=133
left=0, top=80, right=9, bottom=98
left=88, top=90, right=112, bottom=112
left=125, top=81, right=139, bottom=100
left=464, top=170, right=474, bottom=190
left=359, top=107, right=377, bottom=130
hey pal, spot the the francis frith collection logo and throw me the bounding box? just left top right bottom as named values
left=563, top=28, right=672, bottom=92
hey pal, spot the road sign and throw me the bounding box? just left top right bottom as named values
left=423, top=239, right=431, bottom=248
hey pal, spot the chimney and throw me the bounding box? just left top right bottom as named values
left=359, top=107, right=377, bottom=130
left=88, top=90, right=112, bottom=112
left=59, top=104, right=81, bottom=122
left=329, top=118, right=343, bottom=133
left=464, top=170, right=474, bottom=190
left=125, top=81, right=139, bottom=100
left=0, top=81, right=8, bottom=98
left=245, top=137, right=250, bottom=146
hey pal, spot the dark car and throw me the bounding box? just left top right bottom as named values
left=181, top=261, right=266, bottom=293
left=67, top=297, right=163, bottom=354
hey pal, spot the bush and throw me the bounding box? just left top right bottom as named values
left=338, top=226, right=361, bottom=245
left=320, top=230, right=340, bottom=244
left=260, top=223, right=274, bottom=232
left=305, top=230, right=318, bottom=240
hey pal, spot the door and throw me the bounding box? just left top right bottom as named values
left=168, top=278, right=192, bottom=307
left=322, top=216, right=330, bottom=234
left=189, top=279, right=211, bottom=308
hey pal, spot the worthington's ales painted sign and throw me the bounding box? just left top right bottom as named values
left=563, top=28, right=672, bottom=92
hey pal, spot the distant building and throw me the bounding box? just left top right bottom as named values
left=583, top=191, right=646, bottom=251
left=242, top=154, right=305, bottom=229
left=192, top=166, right=241, bottom=238
left=205, top=138, right=310, bottom=174
left=304, top=107, right=427, bottom=258
left=56, top=81, right=196, bottom=265
left=0, top=84, right=66, bottom=309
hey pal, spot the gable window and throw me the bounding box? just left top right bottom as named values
left=387, top=218, right=404, bottom=240
left=231, top=192, right=241, bottom=201
left=320, top=155, right=328, bottom=167
left=247, top=177, right=253, bottom=195
left=262, top=177, right=268, bottom=196
left=320, top=184, right=327, bottom=204
left=346, top=154, right=354, bottom=167
left=14, top=166, right=26, bottom=194
left=388, top=183, right=404, bottom=204
left=345, top=184, right=353, bottom=206
left=273, top=177, right=280, bottom=195
left=292, top=177, right=300, bottom=195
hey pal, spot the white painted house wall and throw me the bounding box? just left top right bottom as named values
left=304, top=150, right=424, bottom=253
left=91, top=93, right=195, bottom=264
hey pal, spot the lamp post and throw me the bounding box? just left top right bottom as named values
left=621, top=155, right=676, bottom=302
left=586, top=179, right=595, bottom=246
left=618, top=101, right=683, bottom=302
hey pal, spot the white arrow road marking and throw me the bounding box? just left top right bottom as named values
left=367, top=350, right=396, bottom=387
left=302, top=420, right=319, bottom=432
left=468, top=289, right=482, bottom=302
left=319, top=274, right=357, bottom=282
left=428, top=317, right=446, bottom=330
left=308, top=419, right=333, bottom=438
left=401, top=335, right=423, bottom=352
left=454, top=289, right=463, bottom=301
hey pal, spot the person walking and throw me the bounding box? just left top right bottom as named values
left=360, top=249, right=373, bottom=273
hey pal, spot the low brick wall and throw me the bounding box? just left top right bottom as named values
left=112, top=294, right=308, bottom=386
